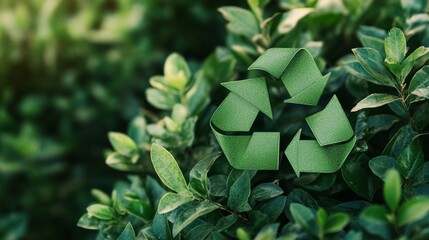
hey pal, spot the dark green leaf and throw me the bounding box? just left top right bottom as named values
left=117, top=222, right=136, bottom=240
left=249, top=183, right=284, bottom=204
left=359, top=205, right=391, bottom=239
left=383, top=169, right=402, bottom=211
left=351, top=93, right=400, bottom=112
left=189, top=152, right=220, bottom=197
left=413, top=162, right=429, bottom=186
left=215, top=215, right=238, bottom=231
left=208, top=175, right=227, bottom=197
left=344, top=61, right=379, bottom=86
left=227, top=171, right=252, bottom=212
left=352, top=48, right=396, bottom=87
left=150, top=144, right=188, bottom=194
left=172, top=201, right=218, bottom=237
left=383, top=125, right=416, bottom=159
left=342, top=162, right=373, bottom=200
left=367, top=114, right=400, bottom=137
left=397, top=141, right=424, bottom=179
left=369, top=156, right=396, bottom=180
left=413, top=101, right=429, bottom=131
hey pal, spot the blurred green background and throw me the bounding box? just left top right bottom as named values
left=0, top=0, right=234, bottom=239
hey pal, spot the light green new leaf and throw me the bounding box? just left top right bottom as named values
left=146, top=88, right=178, bottom=110
left=86, top=204, right=116, bottom=220
left=397, top=197, right=429, bottom=226
left=397, top=141, right=424, bottom=179
left=218, top=7, right=259, bottom=38
left=164, top=53, right=191, bottom=91
left=247, top=0, right=269, bottom=21
left=324, top=213, right=350, bottom=233
left=384, top=28, right=406, bottom=63
left=172, top=201, right=218, bottom=237
left=150, top=144, right=188, bottom=194
left=404, top=46, right=429, bottom=63
left=108, top=132, right=138, bottom=156
left=228, top=171, right=252, bottom=212
left=117, top=222, right=136, bottom=240
left=352, top=48, right=397, bottom=87
left=290, top=203, right=318, bottom=237
left=351, top=93, right=400, bottom=112
left=277, top=8, right=313, bottom=34
left=77, top=214, right=99, bottom=230
left=157, top=192, right=193, bottom=214
left=383, top=169, right=402, bottom=211
left=412, top=87, right=429, bottom=99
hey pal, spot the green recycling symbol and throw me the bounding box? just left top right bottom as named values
left=210, top=48, right=356, bottom=177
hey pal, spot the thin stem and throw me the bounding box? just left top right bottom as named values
left=413, top=132, right=429, bottom=141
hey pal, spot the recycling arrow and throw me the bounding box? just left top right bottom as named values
left=210, top=48, right=356, bottom=176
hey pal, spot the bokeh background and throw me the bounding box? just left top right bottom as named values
left=0, top=0, right=234, bottom=239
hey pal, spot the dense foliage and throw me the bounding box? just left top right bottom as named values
left=77, top=0, right=429, bottom=239
left=1, top=0, right=429, bottom=239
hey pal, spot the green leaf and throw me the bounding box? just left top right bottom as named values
left=158, top=192, right=193, bottom=214
left=284, top=188, right=318, bottom=220
left=77, top=213, right=99, bottom=230
left=127, top=116, right=147, bottom=145
left=254, top=223, right=279, bottom=240
left=108, top=132, right=138, bottom=156
left=290, top=203, right=318, bottom=237
left=369, top=156, right=396, bottom=180
left=383, top=125, right=416, bottom=159
left=351, top=93, right=400, bottom=112
left=164, top=53, right=191, bottom=91
left=409, top=66, right=429, bottom=102
left=218, top=7, right=259, bottom=38
left=117, top=222, right=136, bottom=240
left=324, top=213, right=350, bottom=233
left=227, top=171, right=252, bottom=212
left=172, top=201, right=218, bottom=237
left=171, top=104, right=189, bottom=126
left=357, top=26, right=386, bottom=55
left=404, top=46, right=429, bottom=63
left=150, top=144, right=188, bottom=194
left=91, top=189, right=111, bottom=206
left=342, top=162, right=374, bottom=200
left=384, top=28, right=406, bottom=63
left=413, top=101, right=429, bottom=131
left=352, top=48, right=397, bottom=87
left=86, top=204, right=116, bottom=221
left=106, top=152, right=144, bottom=172
left=247, top=0, right=269, bottom=21
left=344, top=61, right=379, bottom=86
left=237, top=228, right=251, bottom=240
left=397, top=197, right=429, bottom=226
left=367, top=114, right=400, bottom=137
left=413, top=162, right=429, bottom=186
left=397, top=141, right=424, bottom=179
left=277, top=8, right=314, bottom=34
left=189, top=152, right=220, bottom=197
left=146, top=88, right=178, bottom=110
left=411, top=87, right=429, bottom=99
left=383, top=169, right=402, bottom=211
left=249, top=183, right=284, bottom=204
left=359, top=205, right=391, bottom=239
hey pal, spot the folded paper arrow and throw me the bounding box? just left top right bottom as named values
left=210, top=48, right=356, bottom=176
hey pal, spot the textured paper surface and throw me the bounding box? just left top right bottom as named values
left=211, top=48, right=355, bottom=175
